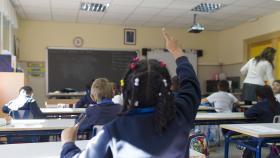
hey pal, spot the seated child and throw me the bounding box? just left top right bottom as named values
left=272, top=80, right=280, bottom=103
left=78, top=78, right=123, bottom=132
left=243, top=85, right=280, bottom=158
left=2, top=86, right=45, bottom=119
left=75, top=78, right=96, bottom=108
left=201, top=80, right=239, bottom=113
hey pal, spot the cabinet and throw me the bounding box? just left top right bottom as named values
left=0, top=72, right=24, bottom=118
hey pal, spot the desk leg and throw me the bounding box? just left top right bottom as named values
left=256, top=139, right=264, bottom=158
left=224, top=132, right=232, bottom=158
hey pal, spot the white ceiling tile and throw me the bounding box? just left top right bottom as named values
left=20, top=0, right=50, bottom=7
left=157, top=9, right=187, bottom=16
left=13, top=0, right=280, bottom=31
left=217, top=6, right=248, bottom=14
left=133, top=7, right=162, bottom=15
left=168, top=0, right=199, bottom=10
left=200, top=0, right=236, bottom=5
left=111, top=0, right=143, bottom=6
left=106, top=4, right=137, bottom=13
left=140, top=0, right=173, bottom=8
left=51, top=0, right=80, bottom=9
left=52, top=9, right=78, bottom=16
left=232, top=0, right=268, bottom=7
left=80, top=0, right=111, bottom=3
left=148, top=16, right=175, bottom=23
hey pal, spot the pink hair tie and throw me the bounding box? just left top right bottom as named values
left=160, top=61, right=166, bottom=68
left=132, top=57, right=140, bottom=62
left=130, top=63, right=136, bottom=70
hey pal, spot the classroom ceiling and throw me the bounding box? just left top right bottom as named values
left=10, top=0, right=280, bottom=31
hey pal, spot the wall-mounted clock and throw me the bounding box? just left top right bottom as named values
left=73, top=36, right=84, bottom=47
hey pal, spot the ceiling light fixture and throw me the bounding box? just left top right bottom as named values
left=80, top=2, right=109, bottom=12
left=191, top=3, right=223, bottom=13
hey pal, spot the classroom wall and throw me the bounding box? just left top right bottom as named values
left=18, top=20, right=220, bottom=106
left=19, top=20, right=219, bottom=64
left=218, top=11, right=280, bottom=64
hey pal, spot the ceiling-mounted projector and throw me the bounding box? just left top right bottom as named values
left=188, top=14, right=205, bottom=33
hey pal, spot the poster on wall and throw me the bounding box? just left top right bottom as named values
left=27, top=62, right=45, bottom=77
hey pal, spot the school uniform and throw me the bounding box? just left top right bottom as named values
left=243, top=99, right=280, bottom=158
left=2, top=96, right=45, bottom=119
left=61, top=56, right=201, bottom=158
left=207, top=91, right=238, bottom=113
left=75, top=90, right=96, bottom=108
left=275, top=94, right=280, bottom=103
left=78, top=98, right=122, bottom=132
left=241, top=58, right=274, bottom=102
left=244, top=99, right=280, bottom=123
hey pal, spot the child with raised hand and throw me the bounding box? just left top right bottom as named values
left=272, top=80, right=280, bottom=102
left=60, top=28, right=201, bottom=158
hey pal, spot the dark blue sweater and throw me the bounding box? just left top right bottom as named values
left=61, top=56, right=201, bottom=158
left=245, top=100, right=280, bottom=123
left=2, top=100, right=45, bottom=119
left=75, top=91, right=96, bottom=108
left=78, top=99, right=122, bottom=132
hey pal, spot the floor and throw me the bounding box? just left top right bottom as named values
left=209, top=141, right=270, bottom=158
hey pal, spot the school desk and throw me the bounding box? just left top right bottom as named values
left=195, top=112, right=255, bottom=125
left=221, top=123, right=280, bottom=158
left=198, top=106, right=216, bottom=112
left=0, top=119, right=75, bottom=143
left=40, top=108, right=85, bottom=118
left=0, top=140, right=205, bottom=158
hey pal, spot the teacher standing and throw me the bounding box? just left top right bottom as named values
left=240, top=47, right=276, bottom=105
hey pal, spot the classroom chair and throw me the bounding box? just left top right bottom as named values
left=273, top=115, right=280, bottom=123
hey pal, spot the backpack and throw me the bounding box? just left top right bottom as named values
left=189, top=129, right=209, bottom=156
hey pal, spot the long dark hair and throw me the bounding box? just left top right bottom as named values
left=122, top=58, right=176, bottom=134
left=255, top=47, right=276, bottom=68
left=256, top=85, right=278, bottom=114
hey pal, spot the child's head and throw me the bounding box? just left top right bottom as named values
left=256, top=85, right=274, bottom=101
left=91, top=78, right=112, bottom=102
left=171, top=76, right=179, bottom=91
left=217, top=80, right=229, bottom=92
left=110, top=82, right=120, bottom=96
left=19, top=86, right=33, bottom=96
left=272, top=80, right=280, bottom=94
left=122, top=58, right=176, bottom=133
left=256, top=85, right=278, bottom=113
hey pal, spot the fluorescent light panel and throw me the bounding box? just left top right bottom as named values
left=191, top=3, right=223, bottom=13
left=80, top=2, right=109, bottom=12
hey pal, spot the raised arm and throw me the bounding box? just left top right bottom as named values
left=162, top=28, right=201, bottom=124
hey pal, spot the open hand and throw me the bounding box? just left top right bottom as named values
left=162, top=28, right=183, bottom=59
